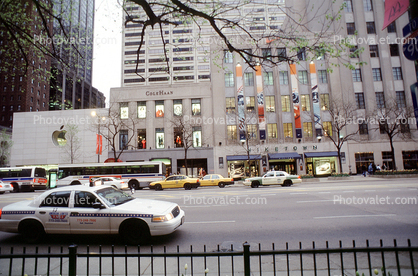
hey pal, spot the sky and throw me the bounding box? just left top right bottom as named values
left=92, top=0, right=123, bottom=106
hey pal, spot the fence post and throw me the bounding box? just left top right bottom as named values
left=69, top=244, right=78, bottom=276
left=243, top=242, right=251, bottom=276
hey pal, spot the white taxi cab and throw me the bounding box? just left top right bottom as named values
left=0, top=180, right=13, bottom=194
left=0, top=186, right=185, bottom=244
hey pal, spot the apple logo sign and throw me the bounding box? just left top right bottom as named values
left=52, top=125, right=67, bottom=146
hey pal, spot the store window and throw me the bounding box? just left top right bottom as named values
left=193, top=126, right=202, bottom=147
left=247, top=124, right=257, bottom=139
left=137, top=101, right=146, bottom=118
left=155, top=100, right=164, bottom=117
left=226, top=97, right=236, bottom=114
left=303, top=122, right=313, bottom=137
left=320, top=94, right=329, bottom=110
left=382, top=151, right=394, bottom=170
left=301, top=95, right=310, bottom=111
left=282, top=95, right=291, bottom=112
left=120, top=102, right=129, bottom=119
left=120, top=130, right=128, bottom=150
left=265, top=96, right=275, bottom=112
left=283, top=123, right=293, bottom=138
left=355, top=152, right=374, bottom=174
left=246, top=97, right=255, bottom=112
left=191, top=99, right=201, bottom=115
left=174, top=127, right=183, bottom=148
left=137, top=129, right=146, bottom=149
left=227, top=125, right=237, bottom=141
left=156, top=128, right=164, bottom=149
left=267, top=123, right=277, bottom=139
left=323, top=121, right=332, bottom=136
left=173, top=99, right=183, bottom=116
left=401, top=151, right=415, bottom=169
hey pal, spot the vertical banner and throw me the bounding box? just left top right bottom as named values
left=309, top=63, right=322, bottom=137
left=289, top=64, right=302, bottom=138
left=411, top=82, right=418, bottom=129
left=96, top=134, right=103, bottom=155
left=255, top=65, right=266, bottom=140
left=236, top=64, right=246, bottom=141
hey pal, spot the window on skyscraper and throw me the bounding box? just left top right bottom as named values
left=262, top=48, right=272, bottom=60
left=344, top=0, right=353, bottom=12
left=267, top=123, right=277, bottom=139
left=303, top=122, right=313, bottom=137
left=390, top=44, right=399, bottom=56
left=301, top=95, right=311, bottom=111
left=283, top=123, right=293, bottom=138
left=244, top=72, right=254, bottom=86
left=352, top=69, right=362, bottom=82
left=263, top=72, right=274, bottom=85
left=396, top=91, right=406, bottom=108
left=318, top=70, right=328, bottom=83
left=320, top=94, right=330, bottom=110
left=359, top=122, right=368, bottom=135
left=226, top=97, right=236, bottom=114
left=224, top=51, right=233, bottom=63
left=279, top=71, right=289, bottom=85
left=191, top=99, right=201, bottom=116
left=277, top=48, right=286, bottom=61
left=392, top=67, right=403, bottom=80
left=387, top=22, right=396, bottom=33
left=369, top=45, right=379, bottom=57
left=355, top=93, right=365, bottom=109
left=375, top=92, right=385, bottom=109
left=297, top=47, right=306, bottom=61
left=372, top=68, right=382, bottom=81
left=298, top=71, right=308, bottom=84
left=246, top=97, right=255, bottom=112
left=363, top=0, right=373, bottom=11
left=346, top=23, right=356, bottom=35
left=282, top=96, right=291, bottom=112
left=224, top=73, right=234, bottom=87
left=265, top=96, right=275, bottom=112
left=366, top=22, right=376, bottom=34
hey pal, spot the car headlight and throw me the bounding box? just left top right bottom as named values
left=152, top=213, right=174, bottom=222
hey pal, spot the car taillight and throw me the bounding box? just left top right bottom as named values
left=298, top=176, right=301, bottom=179
left=196, top=179, right=200, bottom=183
left=231, top=178, right=234, bottom=182
left=0, top=208, right=2, bottom=219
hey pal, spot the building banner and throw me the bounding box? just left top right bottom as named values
left=96, top=134, right=102, bottom=155
left=289, top=64, right=302, bottom=138
left=236, top=64, right=246, bottom=141
left=310, top=63, right=322, bottom=137
left=256, top=65, right=266, bottom=140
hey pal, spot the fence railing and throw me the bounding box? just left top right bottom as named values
left=0, top=239, right=417, bottom=276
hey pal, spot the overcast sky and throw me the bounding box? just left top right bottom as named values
left=92, top=0, right=123, bottom=106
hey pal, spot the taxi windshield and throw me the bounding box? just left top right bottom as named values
left=96, top=187, right=133, bottom=206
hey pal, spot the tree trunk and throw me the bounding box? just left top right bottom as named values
left=337, top=147, right=343, bottom=174
left=184, top=147, right=188, bottom=176
left=389, top=136, right=396, bottom=170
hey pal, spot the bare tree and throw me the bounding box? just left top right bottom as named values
left=2, top=1, right=353, bottom=79
left=92, top=104, right=137, bottom=162
left=311, top=96, right=359, bottom=174
left=60, top=124, right=81, bottom=164
left=170, top=108, right=207, bottom=176
left=369, top=98, right=416, bottom=170
left=0, top=128, right=13, bottom=167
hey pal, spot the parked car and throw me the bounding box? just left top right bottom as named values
left=90, top=176, right=129, bottom=190
left=244, top=171, right=302, bottom=188
left=0, top=180, right=13, bottom=194
left=199, top=174, right=234, bottom=188
left=149, top=175, right=200, bottom=190
left=0, top=186, right=185, bottom=244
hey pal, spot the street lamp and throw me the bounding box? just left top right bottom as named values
left=91, top=110, right=105, bottom=162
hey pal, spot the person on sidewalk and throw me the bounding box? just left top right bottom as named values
left=362, top=164, right=367, bottom=177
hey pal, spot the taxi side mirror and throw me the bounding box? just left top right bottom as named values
left=92, top=202, right=105, bottom=209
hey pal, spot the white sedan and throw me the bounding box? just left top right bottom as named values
left=0, top=180, right=13, bottom=194
left=0, top=186, right=185, bottom=244
left=90, top=177, right=129, bottom=190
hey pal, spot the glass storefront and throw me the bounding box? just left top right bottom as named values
left=269, top=160, right=297, bottom=175
left=227, top=155, right=260, bottom=179
left=305, top=152, right=339, bottom=176
left=355, top=152, right=374, bottom=174
left=402, top=151, right=418, bottom=170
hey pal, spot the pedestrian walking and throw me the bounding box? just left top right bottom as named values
left=362, top=164, right=367, bottom=177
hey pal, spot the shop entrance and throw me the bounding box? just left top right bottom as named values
left=269, top=159, right=297, bottom=175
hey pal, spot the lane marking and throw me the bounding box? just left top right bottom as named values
left=290, top=192, right=308, bottom=195
left=297, top=200, right=335, bottom=203
left=187, top=220, right=236, bottom=224
left=318, top=192, right=331, bottom=194
left=314, top=214, right=396, bottom=219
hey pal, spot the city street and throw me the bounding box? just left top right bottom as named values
left=0, top=177, right=417, bottom=251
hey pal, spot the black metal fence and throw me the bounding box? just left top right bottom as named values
left=0, top=239, right=417, bottom=276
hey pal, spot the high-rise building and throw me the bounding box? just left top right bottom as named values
left=0, top=0, right=105, bottom=129
left=109, top=0, right=418, bottom=177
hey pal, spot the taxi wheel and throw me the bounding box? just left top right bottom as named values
left=250, top=181, right=260, bottom=188
left=155, top=184, right=163, bottom=191
left=120, top=219, right=150, bottom=245
left=282, top=180, right=292, bottom=186
left=19, top=220, right=45, bottom=243
left=218, top=182, right=225, bottom=188
left=184, top=183, right=192, bottom=190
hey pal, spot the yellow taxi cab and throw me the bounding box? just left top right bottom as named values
left=199, top=174, right=234, bottom=188
left=149, top=175, right=200, bottom=190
